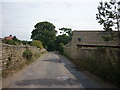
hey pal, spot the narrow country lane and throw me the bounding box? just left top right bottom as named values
left=4, top=52, right=110, bottom=88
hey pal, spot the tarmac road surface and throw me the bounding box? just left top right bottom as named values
left=5, top=52, right=114, bottom=88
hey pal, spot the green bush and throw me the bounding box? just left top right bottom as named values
left=32, top=40, right=43, bottom=49
left=2, top=39, right=22, bottom=45
left=22, top=41, right=28, bottom=45
left=22, top=49, right=32, bottom=60
left=58, top=43, right=64, bottom=54
left=22, top=41, right=32, bottom=45
left=12, top=36, right=22, bottom=44
left=2, top=39, right=17, bottom=45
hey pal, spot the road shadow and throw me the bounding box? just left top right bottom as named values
left=15, top=78, right=83, bottom=87
left=12, top=52, right=110, bottom=88
left=55, top=54, right=104, bottom=88
left=42, top=59, right=61, bottom=63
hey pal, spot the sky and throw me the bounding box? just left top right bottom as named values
left=0, top=0, right=111, bottom=41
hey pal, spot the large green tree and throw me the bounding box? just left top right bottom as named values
left=31, top=21, right=57, bottom=51
left=55, top=28, right=73, bottom=52
left=59, top=27, right=73, bottom=36
left=96, top=0, right=120, bottom=32
left=96, top=0, right=120, bottom=42
left=96, top=1, right=120, bottom=87
left=55, top=34, right=71, bottom=50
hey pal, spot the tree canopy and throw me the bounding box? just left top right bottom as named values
left=96, top=0, right=120, bottom=31
left=55, top=28, right=73, bottom=52
left=32, top=40, right=43, bottom=49
left=31, top=21, right=57, bottom=51
left=31, top=21, right=73, bottom=51
left=59, top=27, right=73, bottom=36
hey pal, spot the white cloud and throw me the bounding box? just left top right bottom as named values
left=2, top=1, right=104, bottom=40
left=1, top=0, right=102, bottom=3
left=0, top=0, right=114, bottom=3
left=0, top=3, right=2, bottom=37
left=1, top=0, right=37, bottom=2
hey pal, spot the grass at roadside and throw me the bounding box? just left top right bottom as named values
left=2, top=62, right=26, bottom=78
left=61, top=52, right=119, bottom=88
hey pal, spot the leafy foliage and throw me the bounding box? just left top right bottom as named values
left=2, top=36, right=23, bottom=45
left=21, top=41, right=28, bottom=45
left=31, top=21, right=73, bottom=51
left=12, top=36, right=22, bottom=44
left=55, top=27, right=73, bottom=52
left=96, top=0, right=120, bottom=31
left=12, top=36, right=19, bottom=41
left=59, top=27, right=73, bottom=36
left=2, top=39, right=17, bottom=45
left=31, top=21, right=57, bottom=51
left=21, top=41, right=32, bottom=46
left=32, top=40, right=43, bottom=49
left=55, top=34, right=71, bottom=51
left=22, top=49, right=32, bottom=60
left=58, top=43, right=64, bottom=54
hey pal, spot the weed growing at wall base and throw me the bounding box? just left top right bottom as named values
left=22, top=49, right=33, bottom=60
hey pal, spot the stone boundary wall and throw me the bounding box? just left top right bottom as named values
left=64, top=46, right=119, bottom=61
left=77, top=48, right=119, bottom=61
left=1, top=43, right=46, bottom=70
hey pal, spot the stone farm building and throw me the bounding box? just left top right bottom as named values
left=64, top=30, right=120, bottom=59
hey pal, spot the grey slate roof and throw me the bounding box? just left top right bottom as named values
left=73, top=31, right=119, bottom=46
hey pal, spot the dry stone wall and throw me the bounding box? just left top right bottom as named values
left=2, top=43, right=46, bottom=70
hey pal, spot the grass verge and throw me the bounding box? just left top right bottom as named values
left=61, top=52, right=119, bottom=88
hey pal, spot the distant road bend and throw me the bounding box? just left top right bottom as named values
left=5, top=52, right=114, bottom=88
